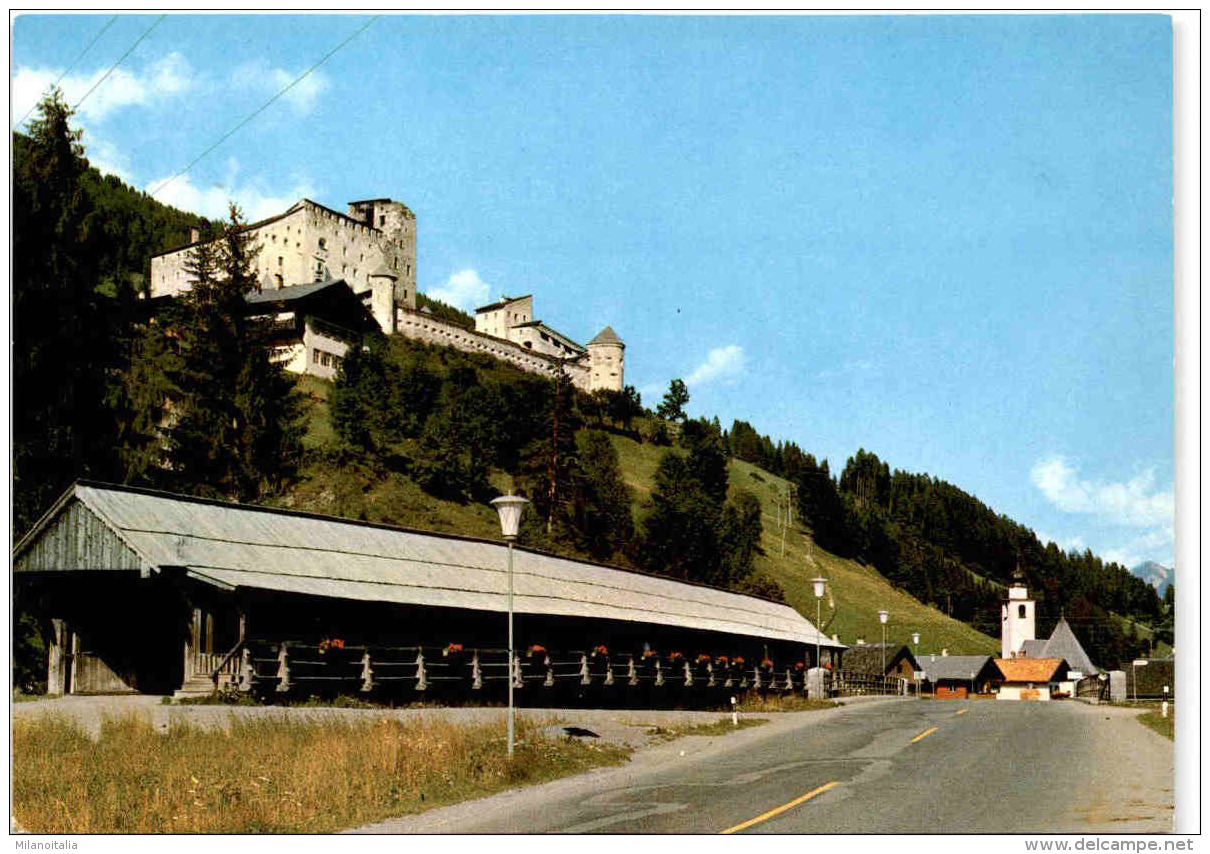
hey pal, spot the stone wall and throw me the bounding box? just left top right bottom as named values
left=396, top=309, right=592, bottom=391
left=149, top=199, right=417, bottom=311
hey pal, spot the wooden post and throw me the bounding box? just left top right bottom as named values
left=753, top=667, right=762, bottom=691
left=360, top=650, right=374, bottom=693
left=604, top=657, right=615, bottom=686
left=275, top=645, right=292, bottom=693
left=414, top=650, right=427, bottom=692
left=238, top=647, right=254, bottom=692
left=683, top=661, right=693, bottom=687
left=543, top=655, right=554, bottom=688
left=579, top=653, right=591, bottom=686
left=48, top=618, right=68, bottom=696
left=512, top=652, right=524, bottom=689
left=655, top=660, right=665, bottom=687
left=706, top=663, right=716, bottom=688
left=471, top=650, right=483, bottom=690
left=628, top=655, right=638, bottom=687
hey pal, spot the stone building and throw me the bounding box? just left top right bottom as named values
left=149, top=195, right=624, bottom=392
left=150, top=197, right=416, bottom=334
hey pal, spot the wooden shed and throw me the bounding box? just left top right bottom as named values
left=14, top=481, right=844, bottom=701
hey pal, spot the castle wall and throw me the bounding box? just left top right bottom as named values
left=397, top=309, right=592, bottom=391
left=150, top=200, right=417, bottom=311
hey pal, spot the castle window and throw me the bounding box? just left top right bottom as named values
left=318, top=238, right=327, bottom=250
left=274, top=274, right=283, bottom=289
left=1018, top=604, right=1026, bottom=619
left=312, top=348, right=320, bottom=364
left=379, top=215, right=385, bottom=227
left=278, top=257, right=283, bottom=267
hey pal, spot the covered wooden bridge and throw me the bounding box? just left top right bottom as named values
left=14, top=482, right=845, bottom=705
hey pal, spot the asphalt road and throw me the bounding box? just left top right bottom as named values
left=356, top=698, right=1174, bottom=834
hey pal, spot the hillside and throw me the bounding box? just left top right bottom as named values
left=280, top=374, right=999, bottom=656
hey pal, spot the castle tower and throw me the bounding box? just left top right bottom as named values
left=1001, top=564, right=1036, bottom=659
left=587, top=326, right=625, bottom=392
left=367, top=262, right=397, bottom=334
left=347, top=198, right=417, bottom=312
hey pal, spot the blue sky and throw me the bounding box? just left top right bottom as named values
left=11, top=14, right=1176, bottom=570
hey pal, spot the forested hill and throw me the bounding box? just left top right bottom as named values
left=725, top=422, right=1168, bottom=665
left=13, top=131, right=210, bottom=296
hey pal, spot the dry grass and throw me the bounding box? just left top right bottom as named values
left=13, top=713, right=630, bottom=834
left=734, top=694, right=836, bottom=713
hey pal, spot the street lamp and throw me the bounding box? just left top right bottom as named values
left=491, top=493, right=530, bottom=757
left=878, top=610, right=889, bottom=689
left=811, top=577, right=827, bottom=698
left=912, top=632, right=921, bottom=696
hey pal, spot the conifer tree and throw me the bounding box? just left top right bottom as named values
left=656, top=378, right=689, bottom=423
left=160, top=206, right=302, bottom=500
left=12, top=88, right=121, bottom=533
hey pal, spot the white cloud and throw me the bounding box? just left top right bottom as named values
left=685, top=345, right=746, bottom=387
left=12, top=52, right=195, bottom=125
left=1100, top=527, right=1175, bottom=570
left=231, top=61, right=329, bottom=116
left=147, top=163, right=313, bottom=222
left=1036, top=532, right=1086, bottom=554
left=1030, top=456, right=1174, bottom=528
left=427, top=269, right=491, bottom=312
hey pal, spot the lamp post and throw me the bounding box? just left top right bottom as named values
left=491, top=493, right=530, bottom=757
left=878, top=610, right=888, bottom=691
left=912, top=632, right=920, bottom=696
left=811, top=577, right=827, bottom=698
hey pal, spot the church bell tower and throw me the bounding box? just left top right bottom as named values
left=1001, top=563, right=1036, bottom=659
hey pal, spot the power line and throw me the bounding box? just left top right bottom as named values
left=72, top=15, right=165, bottom=113
left=148, top=15, right=379, bottom=201
left=13, top=14, right=119, bottom=129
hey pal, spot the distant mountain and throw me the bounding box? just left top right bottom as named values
left=1131, top=561, right=1172, bottom=595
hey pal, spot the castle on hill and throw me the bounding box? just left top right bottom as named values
left=149, top=196, right=624, bottom=392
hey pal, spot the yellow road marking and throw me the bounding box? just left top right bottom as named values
left=956, top=708, right=968, bottom=715
left=719, top=781, right=839, bottom=834
left=910, top=726, right=938, bottom=743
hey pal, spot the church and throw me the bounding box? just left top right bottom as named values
left=997, top=566, right=1098, bottom=699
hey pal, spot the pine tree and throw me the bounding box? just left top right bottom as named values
left=656, top=378, right=689, bottom=423
left=12, top=88, right=120, bottom=533
left=161, top=206, right=302, bottom=500
left=572, top=430, right=635, bottom=560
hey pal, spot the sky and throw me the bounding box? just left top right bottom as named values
left=10, top=13, right=1177, bottom=571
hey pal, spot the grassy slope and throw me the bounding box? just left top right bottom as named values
left=285, top=379, right=998, bottom=655
left=610, top=432, right=998, bottom=655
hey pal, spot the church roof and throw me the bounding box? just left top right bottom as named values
left=1020, top=639, right=1049, bottom=658
left=1038, top=617, right=1099, bottom=674
left=589, top=326, right=623, bottom=346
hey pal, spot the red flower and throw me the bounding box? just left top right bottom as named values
left=761, top=658, right=774, bottom=669
left=444, top=643, right=464, bottom=656
left=527, top=644, right=546, bottom=655
left=668, top=652, right=683, bottom=661
left=696, top=654, right=712, bottom=664
left=642, top=649, right=658, bottom=659
left=716, top=655, right=729, bottom=665
left=593, top=645, right=609, bottom=656
left=734, top=656, right=745, bottom=666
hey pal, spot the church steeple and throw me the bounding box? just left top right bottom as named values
left=1001, top=560, right=1037, bottom=659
